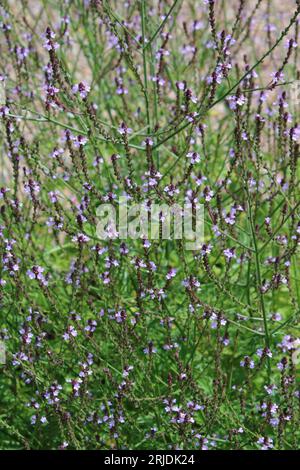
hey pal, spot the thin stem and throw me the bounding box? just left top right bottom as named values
left=143, top=0, right=179, bottom=50
left=246, top=188, right=271, bottom=380
left=141, top=0, right=150, bottom=132
left=153, top=4, right=300, bottom=150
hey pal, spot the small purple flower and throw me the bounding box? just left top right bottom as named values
left=224, top=247, right=236, bottom=260
left=72, top=233, right=90, bottom=244
left=257, top=437, right=273, bottom=450
left=278, top=335, right=300, bottom=352
left=24, top=180, right=40, bottom=198
left=73, top=135, right=88, bottom=147
left=48, top=191, right=60, bottom=203
left=186, top=152, right=201, bottom=164
left=164, top=184, right=179, bottom=197
left=142, top=137, right=154, bottom=147
left=143, top=341, right=157, bottom=355
left=0, top=187, right=10, bottom=198
left=166, top=268, right=177, bottom=280
left=42, top=28, right=59, bottom=51
left=26, top=266, right=48, bottom=286
left=240, top=356, right=255, bottom=369
left=118, top=122, right=132, bottom=135
left=182, top=276, right=200, bottom=289
left=271, top=312, right=282, bottom=322
left=63, top=325, right=78, bottom=341
left=72, top=81, right=90, bottom=99
left=256, top=348, right=272, bottom=358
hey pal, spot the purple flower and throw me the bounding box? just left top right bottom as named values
left=24, top=180, right=40, bottom=198
left=240, top=356, right=255, bottom=369
left=72, top=81, right=90, bottom=99
left=72, top=233, right=90, bottom=244
left=73, top=135, right=88, bottom=147
left=143, top=342, right=157, bottom=355
left=118, top=122, right=132, bottom=135
left=224, top=247, right=236, bottom=260
left=257, top=437, right=273, bottom=450
left=48, top=191, right=60, bottom=203
left=63, top=325, right=78, bottom=341
left=42, top=28, right=59, bottom=51
left=26, top=266, right=48, bottom=286
left=278, top=335, right=300, bottom=352
left=256, top=348, right=272, bottom=358
left=182, top=277, right=200, bottom=289
left=186, top=152, right=201, bottom=164
left=271, top=312, right=282, bottom=322
left=0, top=187, right=10, bottom=198
left=166, top=268, right=177, bottom=280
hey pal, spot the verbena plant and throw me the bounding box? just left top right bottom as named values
left=0, top=0, right=299, bottom=450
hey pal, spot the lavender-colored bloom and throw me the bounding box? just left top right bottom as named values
left=72, top=81, right=90, bottom=99
left=223, top=247, right=236, bottom=260
left=72, top=233, right=90, bottom=244
left=278, top=335, right=300, bottom=352
left=143, top=342, right=157, bottom=355
left=257, top=437, right=273, bottom=450
left=271, top=312, right=282, bottom=322
left=186, top=152, right=201, bottom=164
left=240, top=356, right=255, bottom=369
left=118, top=122, right=132, bottom=135
left=166, top=268, right=177, bottom=280
left=26, top=266, right=48, bottom=286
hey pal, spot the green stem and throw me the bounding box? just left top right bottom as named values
left=153, top=4, right=300, bottom=150
left=246, top=190, right=271, bottom=380
left=143, top=0, right=179, bottom=50
left=141, top=0, right=150, bottom=132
